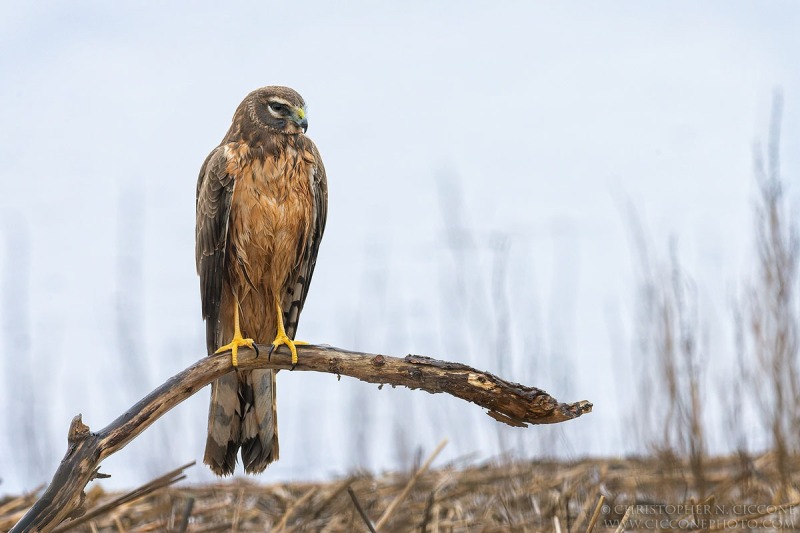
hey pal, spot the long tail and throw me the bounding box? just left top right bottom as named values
left=204, top=369, right=279, bottom=475
left=204, top=372, right=241, bottom=476
left=240, top=369, right=279, bottom=473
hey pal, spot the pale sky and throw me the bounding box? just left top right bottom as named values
left=1, top=1, right=799, bottom=493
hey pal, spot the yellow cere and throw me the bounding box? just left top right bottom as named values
left=295, top=107, right=306, bottom=120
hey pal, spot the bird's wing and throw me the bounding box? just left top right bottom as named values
left=196, top=145, right=236, bottom=354
left=282, top=141, right=328, bottom=339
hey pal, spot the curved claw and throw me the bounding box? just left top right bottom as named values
left=270, top=335, right=304, bottom=368
left=215, top=335, right=255, bottom=367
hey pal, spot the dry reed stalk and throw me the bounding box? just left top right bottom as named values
left=585, top=495, right=605, bottom=533
left=613, top=506, right=633, bottom=533
left=374, top=439, right=447, bottom=530
left=346, top=486, right=377, bottom=533
left=275, top=487, right=317, bottom=531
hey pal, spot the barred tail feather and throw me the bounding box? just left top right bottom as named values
left=204, top=373, right=241, bottom=476
left=240, top=369, right=279, bottom=473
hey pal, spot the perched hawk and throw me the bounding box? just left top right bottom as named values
left=195, top=86, right=327, bottom=475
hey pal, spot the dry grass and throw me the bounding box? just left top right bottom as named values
left=743, top=91, right=800, bottom=497
left=4, top=452, right=800, bottom=532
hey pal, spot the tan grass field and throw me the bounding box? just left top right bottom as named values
left=3, top=451, right=799, bottom=532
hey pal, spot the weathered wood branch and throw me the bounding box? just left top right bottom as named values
left=11, top=344, right=592, bottom=532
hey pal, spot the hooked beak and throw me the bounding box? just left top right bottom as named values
left=293, top=107, right=308, bottom=132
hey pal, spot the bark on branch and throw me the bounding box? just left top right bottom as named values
left=11, top=344, right=592, bottom=532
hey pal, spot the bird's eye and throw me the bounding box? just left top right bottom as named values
left=268, top=103, right=286, bottom=114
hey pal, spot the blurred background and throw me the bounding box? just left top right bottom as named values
left=1, top=1, right=799, bottom=494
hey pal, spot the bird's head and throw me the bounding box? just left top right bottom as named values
left=244, top=86, right=309, bottom=135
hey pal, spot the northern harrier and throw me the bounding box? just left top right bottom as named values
left=196, top=86, right=327, bottom=475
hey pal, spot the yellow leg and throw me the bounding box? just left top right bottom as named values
left=215, top=299, right=255, bottom=367
left=269, top=299, right=307, bottom=367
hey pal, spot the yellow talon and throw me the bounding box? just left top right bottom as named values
left=215, top=334, right=254, bottom=367
left=270, top=300, right=308, bottom=366
left=271, top=332, right=300, bottom=366
left=215, top=299, right=254, bottom=367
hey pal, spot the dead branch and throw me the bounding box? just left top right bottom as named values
left=51, top=462, right=193, bottom=533
left=10, top=344, right=592, bottom=532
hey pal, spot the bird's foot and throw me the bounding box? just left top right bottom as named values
left=215, top=334, right=257, bottom=367
left=268, top=334, right=308, bottom=368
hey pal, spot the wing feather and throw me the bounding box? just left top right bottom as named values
left=196, top=146, right=235, bottom=354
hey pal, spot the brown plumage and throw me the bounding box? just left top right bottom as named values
left=196, top=86, right=327, bottom=475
